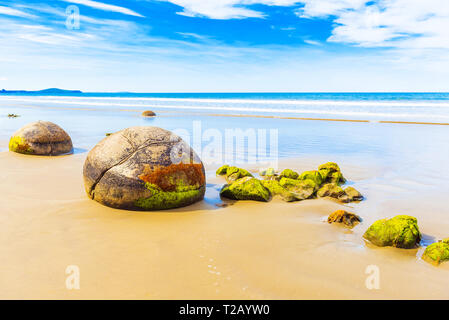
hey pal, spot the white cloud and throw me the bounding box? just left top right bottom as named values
left=61, top=0, right=144, bottom=17
left=294, top=0, right=367, bottom=18
left=0, top=5, right=36, bottom=18
left=297, top=0, right=449, bottom=50
left=162, top=0, right=299, bottom=19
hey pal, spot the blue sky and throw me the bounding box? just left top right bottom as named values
left=0, top=0, right=448, bottom=92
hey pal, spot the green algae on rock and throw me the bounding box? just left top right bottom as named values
left=318, top=162, right=346, bottom=184
left=135, top=183, right=205, bottom=210
left=216, top=165, right=253, bottom=182
left=363, top=215, right=422, bottom=249
left=318, top=162, right=341, bottom=173
left=259, top=167, right=276, bottom=177
left=83, top=126, right=206, bottom=210
left=9, top=121, right=73, bottom=156
left=279, top=169, right=299, bottom=180
left=216, top=165, right=230, bottom=176
left=328, top=210, right=361, bottom=228
left=422, top=239, right=449, bottom=265
left=298, top=170, right=323, bottom=187
left=220, top=177, right=271, bottom=202
left=279, top=177, right=316, bottom=200
left=260, top=180, right=297, bottom=202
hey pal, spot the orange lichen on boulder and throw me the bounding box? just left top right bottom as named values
left=138, top=163, right=205, bottom=191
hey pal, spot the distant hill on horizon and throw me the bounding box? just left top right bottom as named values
left=0, top=88, right=83, bottom=94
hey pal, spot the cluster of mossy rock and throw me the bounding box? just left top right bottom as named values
left=217, top=162, right=363, bottom=203
left=217, top=163, right=448, bottom=266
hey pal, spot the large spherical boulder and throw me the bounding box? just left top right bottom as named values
left=9, top=121, right=73, bottom=156
left=83, top=126, right=205, bottom=211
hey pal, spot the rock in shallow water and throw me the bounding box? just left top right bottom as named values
left=83, top=126, right=205, bottom=210
left=9, top=121, right=73, bottom=156
left=328, top=210, right=361, bottom=228
left=216, top=165, right=253, bottom=182
left=422, top=239, right=449, bottom=265
left=142, top=110, right=156, bottom=117
left=363, top=215, right=421, bottom=249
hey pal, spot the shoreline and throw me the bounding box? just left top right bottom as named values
left=1, top=151, right=448, bottom=299
left=2, top=103, right=449, bottom=125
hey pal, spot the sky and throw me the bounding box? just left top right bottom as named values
left=0, top=0, right=449, bottom=92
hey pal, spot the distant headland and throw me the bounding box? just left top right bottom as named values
left=0, top=88, right=83, bottom=94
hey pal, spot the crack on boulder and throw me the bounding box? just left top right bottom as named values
left=88, top=138, right=180, bottom=199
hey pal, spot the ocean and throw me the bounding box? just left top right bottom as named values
left=1, top=92, right=449, bottom=122
left=1, top=92, right=449, bottom=169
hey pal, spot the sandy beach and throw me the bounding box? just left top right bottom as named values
left=1, top=148, right=448, bottom=299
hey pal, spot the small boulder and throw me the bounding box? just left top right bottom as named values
left=318, top=162, right=341, bottom=172
left=279, top=169, right=299, bottom=179
left=363, top=215, right=421, bottom=249
left=216, top=165, right=230, bottom=176
left=341, top=186, right=363, bottom=202
left=298, top=170, right=323, bottom=186
left=260, top=180, right=297, bottom=202
left=220, top=177, right=271, bottom=202
left=83, top=126, right=205, bottom=210
left=279, top=177, right=316, bottom=200
left=318, top=162, right=346, bottom=184
left=328, top=210, right=361, bottom=228
left=142, top=110, right=156, bottom=117
left=422, top=239, right=449, bottom=265
left=259, top=167, right=276, bottom=178
left=216, top=165, right=253, bottom=182
left=317, top=183, right=345, bottom=199
left=9, top=121, right=73, bottom=156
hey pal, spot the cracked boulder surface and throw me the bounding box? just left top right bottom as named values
left=83, top=126, right=206, bottom=211
left=9, top=121, right=73, bottom=156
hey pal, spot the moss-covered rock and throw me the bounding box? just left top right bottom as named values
left=225, top=166, right=253, bottom=182
left=83, top=126, right=205, bottom=210
left=317, top=183, right=345, bottom=199
left=298, top=170, right=323, bottom=187
left=9, top=121, right=73, bottom=156
left=329, top=171, right=346, bottom=184
left=260, top=180, right=297, bottom=202
left=422, top=239, right=449, bottom=265
left=216, top=165, right=230, bottom=176
left=216, top=165, right=253, bottom=182
left=279, top=169, right=299, bottom=179
left=259, top=167, right=276, bottom=177
left=318, top=162, right=341, bottom=173
left=318, top=162, right=346, bottom=184
left=328, top=210, right=361, bottom=228
left=279, top=177, right=316, bottom=200
left=220, top=177, right=271, bottom=202
left=363, top=215, right=421, bottom=249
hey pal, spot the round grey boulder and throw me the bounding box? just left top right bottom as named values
left=83, top=126, right=206, bottom=211
left=9, top=121, right=73, bottom=156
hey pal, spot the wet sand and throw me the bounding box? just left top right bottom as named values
left=1, top=151, right=448, bottom=299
